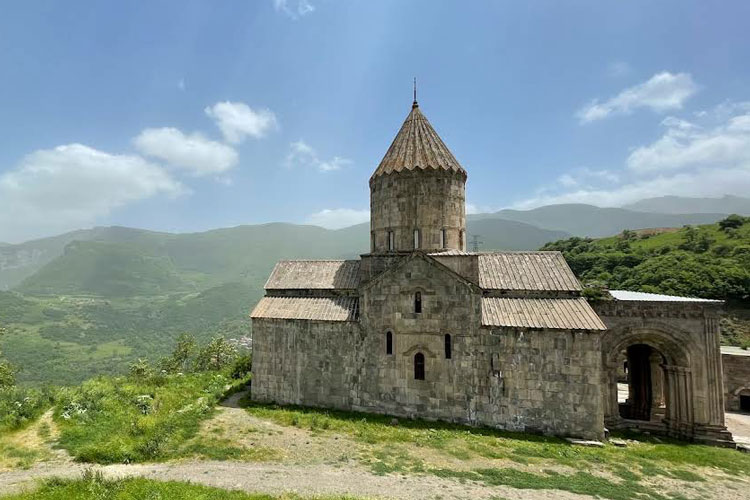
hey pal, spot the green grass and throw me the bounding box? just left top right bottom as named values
left=242, top=401, right=750, bottom=500
left=53, top=371, right=250, bottom=464
left=0, top=473, right=362, bottom=500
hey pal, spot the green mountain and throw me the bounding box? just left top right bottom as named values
left=475, top=204, right=728, bottom=237
left=1, top=218, right=569, bottom=293
left=467, top=218, right=569, bottom=250
left=623, top=195, right=750, bottom=215
left=17, top=241, right=190, bottom=297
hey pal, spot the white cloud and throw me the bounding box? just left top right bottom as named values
left=0, top=144, right=183, bottom=243
left=205, top=101, right=278, bottom=143
left=306, top=208, right=369, bottom=229
left=133, top=127, right=238, bottom=176
left=516, top=103, right=750, bottom=209
left=284, top=140, right=351, bottom=172
left=577, top=72, right=698, bottom=123
left=273, top=0, right=315, bottom=19
left=627, top=112, right=750, bottom=173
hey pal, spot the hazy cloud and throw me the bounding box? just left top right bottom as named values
left=0, top=144, right=183, bottom=243
left=273, top=0, right=315, bottom=19
left=205, top=101, right=278, bottom=143
left=577, top=72, right=698, bottom=123
left=306, top=208, right=369, bottom=229
left=285, top=140, right=351, bottom=172
left=134, top=127, right=238, bottom=176
left=606, top=61, right=632, bottom=78
left=518, top=102, right=750, bottom=208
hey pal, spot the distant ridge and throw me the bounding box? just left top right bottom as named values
left=470, top=203, right=728, bottom=237
left=1, top=199, right=736, bottom=291
left=622, top=195, right=750, bottom=215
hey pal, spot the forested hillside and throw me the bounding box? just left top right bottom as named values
left=542, top=215, right=750, bottom=346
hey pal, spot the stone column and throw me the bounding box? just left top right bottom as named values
left=650, top=352, right=665, bottom=412
left=703, top=316, right=726, bottom=426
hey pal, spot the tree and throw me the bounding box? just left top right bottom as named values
left=158, top=333, right=197, bottom=373
left=0, top=324, right=15, bottom=388
left=719, top=214, right=747, bottom=231
left=195, top=337, right=237, bottom=371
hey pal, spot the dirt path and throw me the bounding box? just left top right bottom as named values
left=0, top=460, right=598, bottom=500
left=727, top=412, right=750, bottom=445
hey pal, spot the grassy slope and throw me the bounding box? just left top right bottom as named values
left=54, top=371, right=250, bottom=463
left=0, top=476, right=357, bottom=500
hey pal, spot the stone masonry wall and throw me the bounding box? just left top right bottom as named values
left=476, top=328, right=604, bottom=440
left=251, top=318, right=360, bottom=409
left=370, top=169, right=465, bottom=253
left=355, top=254, right=482, bottom=423
left=723, top=352, right=750, bottom=412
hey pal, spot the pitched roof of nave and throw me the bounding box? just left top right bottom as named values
left=477, top=252, right=581, bottom=291
left=481, top=297, right=606, bottom=330
left=265, top=260, right=360, bottom=290
left=251, top=296, right=358, bottom=322
left=371, top=101, right=466, bottom=180
left=264, top=251, right=580, bottom=293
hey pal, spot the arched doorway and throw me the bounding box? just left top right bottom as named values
left=618, top=344, right=667, bottom=422
left=602, top=327, right=693, bottom=437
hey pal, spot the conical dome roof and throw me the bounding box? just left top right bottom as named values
left=371, top=102, right=466, bottom=180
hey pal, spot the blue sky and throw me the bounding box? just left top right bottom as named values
left=2, top=1, right=750, bottom=243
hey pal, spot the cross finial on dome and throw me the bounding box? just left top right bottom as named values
left=413, top=77, right=418, bottom=108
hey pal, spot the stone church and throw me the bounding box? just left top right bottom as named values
left=251, top=97, right=734, bottom=445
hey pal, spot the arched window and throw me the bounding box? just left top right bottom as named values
left=413, top=228, right=420, bottom=249
left=459, top=230, right=465, bottom=251
left=386, top=331, right=393, bottom=355
left=440, top=228, right=447, bottom=249
left=414, top=291, right=422, bottom=314
left=414, top=352, right=425, bottom=380
left=388, top=230, right=395, bottom=251
left=444, top=334, right=452, bottom=359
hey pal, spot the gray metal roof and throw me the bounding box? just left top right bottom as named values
left=478, top=252, right=582, bottom=291
left=481, top=297, right=606, bottom=330
left=265, top=260, right=360, bottom=290
left=609, top=290, right=722, bottom=303
left=371, top=103, right=466, bottom=180
left=721, top=346, right=750, bottom=357
left=251, top=296, right=359, bottom=322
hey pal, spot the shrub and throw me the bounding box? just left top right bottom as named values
left=128, top=358, right=153, bottom=379
left=195, top=337, right=238, bottom=372
left=719, top=214, right=747, bottom=231
left=0, top=386, right=56, bottom=430
left=230, top=354, right=252, bottom=380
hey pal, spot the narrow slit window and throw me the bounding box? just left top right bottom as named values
left=459, top=230, right=465, bottom=251
left=371, top=231, right=376, bottom=252
left=386, top=331, right=393, bottom=355
left=388, top=231, right=395, bottom=251
left=414, top=291, right=422, bottom=314
left=440, top=228, right=447, bottom=249
left=414, top=352, right=425, bottom=380
left=413, top=228, right=420, bottom=249
left=444, top=334, right=452, bottom=359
